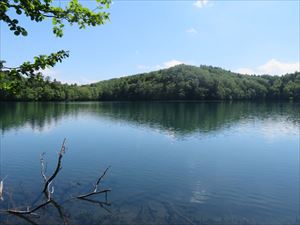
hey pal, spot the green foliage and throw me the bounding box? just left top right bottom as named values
left=93, top=65, right=300, bottom=101
left=1, top=65, right=299, bottom=101
left=0, top=0, right=111, bottom=37
left=0, top=0, right=111, bottom=93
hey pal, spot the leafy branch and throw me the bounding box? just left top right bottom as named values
left=0, top=0, right=111, bottom=95
left=1, top=0, right=111, bottom=37
left=0, top=50, right=69, bottom=93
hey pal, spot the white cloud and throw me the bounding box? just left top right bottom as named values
left=235, top=59, right=300, bottom=75
left=186, top=27, right=198, bottom=34
left=40, top=68, right=94, bottom=84
left=137, top=60, right=185, bottom=72
left=194, top=0, right=208, bottom=8
left=41, top=67, right=59, bottom=78
left=257, top=59, right=299, bottom=75
left=163, top=60, right=185, bottom=68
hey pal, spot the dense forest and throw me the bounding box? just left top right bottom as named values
left=0, top=64, right=299, bottom=101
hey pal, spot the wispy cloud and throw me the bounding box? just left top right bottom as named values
left=193, top=0, right=209, bottom=8
left=163, top=60, right=185, bottom=68
left=137, top=59, right=185, bottom=72
left=235, top=59, right=300, bottom=75
left=186, top=27, right=198, bottom=35
left=40, top=67, right=59, bottom=78
left=41, top=68, right=95, bottom=84
left=257, top=59, right=299, bottom=75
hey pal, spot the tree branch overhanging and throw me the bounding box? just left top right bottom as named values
left=1, top=0, right=111, bottom=38
left=0, top=50, right=70, bottom=77
left=0, top=0, right=111, bottom=96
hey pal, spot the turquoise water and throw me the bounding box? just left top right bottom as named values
left=0, top=102, right=299, bottom=225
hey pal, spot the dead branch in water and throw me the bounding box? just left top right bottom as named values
left=40, top=153, right=47, bottom=183
left=77, top=166, right=111, bottom=199
left=94, top=166, right=110, bottom=192
left=42, top=138, right=66, bottom=194
left=6, top=139, right=67, bottom=216
left=77, top=189, right=111, bottom=199
left=7, top=199, right=51, bottom=215
left=5, top=138, right=111, bottom=224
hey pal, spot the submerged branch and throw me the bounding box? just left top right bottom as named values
left=11, top=213, right=40, bottom=225
left=79, top=197, right=111, bottom=213
left=50, top=199, right=69, bottom=225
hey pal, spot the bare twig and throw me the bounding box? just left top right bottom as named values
left=77, top=189, right=111, bottom=199
left=40, top=153, right=47, bottom=182
left=7, top=200, right=51, bottom=215
left=77, top=166, right=111, bottom=199
left=42, top=138, right=66, bottom=194
left=94, top=166, right=111, bottom=192
left=6, top=138, right=112, bottom=223
left=7, top=139, right=67, bottom=217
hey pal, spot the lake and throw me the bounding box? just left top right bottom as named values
left=0, top=102, right=299, bottom=225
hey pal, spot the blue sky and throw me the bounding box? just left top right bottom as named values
left=1, top=0, right=299, bottom=84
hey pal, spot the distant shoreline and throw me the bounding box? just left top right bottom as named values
left=0, top=99, right=298, bottom=103
left=1, top=65, right=299, bottom=101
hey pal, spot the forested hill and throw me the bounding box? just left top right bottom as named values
left=1, top=64, right=299, bottom=101
left=92, top=65, right=299, bottom=100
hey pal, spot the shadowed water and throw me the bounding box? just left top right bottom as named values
left=0, top=102, right=299, bottom=225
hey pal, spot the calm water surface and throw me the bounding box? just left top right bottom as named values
left=0, top=102, right=299, bottom=225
